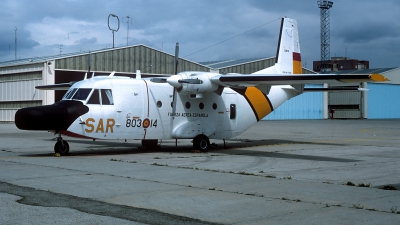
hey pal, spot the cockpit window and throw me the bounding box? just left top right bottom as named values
left=86, top=89, right=113, bottom=105
left=101, top=89, right=114, bottom=105
left=72, top=88, right=92, bottom=100
left=63, top=88, right=78, bottom=100
left=87, top=89, right=100, bottom=104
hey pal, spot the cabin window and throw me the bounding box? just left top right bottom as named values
left=87, top=89, right=100, bottom=104
left=199, top=102, right=204, bottom=109
left=157, top=101, right=162, bottom=108
left=101, top=89, right=113, bottom=105
left=185, top=102, right=191, bottom=109
left=212, top=103, right=217, bottom=110
left=230, top=104, right=236, bottom=119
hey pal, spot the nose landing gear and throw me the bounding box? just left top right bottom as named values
left=54, top=132, right=69, bottom=155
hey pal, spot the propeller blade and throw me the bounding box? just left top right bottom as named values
left=171, top=42, right=179, bottom=121
left=178, top=79, right=202, bottom=84
left=150, top=78, right=167, bottom=83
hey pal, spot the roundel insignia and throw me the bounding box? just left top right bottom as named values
left=143, top=118, right=150, bottom=128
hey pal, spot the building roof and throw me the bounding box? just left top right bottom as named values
left=0, top=44, right=208, bottom=69
left=200, top=57, right=271, bottom=69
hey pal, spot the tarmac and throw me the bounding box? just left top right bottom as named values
left=0, top=119, right=399, bottom=224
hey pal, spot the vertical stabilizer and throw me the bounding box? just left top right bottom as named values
left=253, top=18, right=302, bottom=75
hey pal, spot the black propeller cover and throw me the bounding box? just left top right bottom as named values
left=15, top=100, right=89, bottom=131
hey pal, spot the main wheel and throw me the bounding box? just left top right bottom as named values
left=193, top=135, right=210, bottom=152
left=54, top=140, right=70, bottom=155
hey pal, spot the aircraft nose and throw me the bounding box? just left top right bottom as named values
left=15, top=100, right=89, bottom=131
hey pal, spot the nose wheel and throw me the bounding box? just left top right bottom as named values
left=193, top=135, right=210, bottom=152
left=54, top=133, right=69, bottom=155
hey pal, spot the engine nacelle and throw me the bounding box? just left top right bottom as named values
left=167, top=72, right=219, bottom=96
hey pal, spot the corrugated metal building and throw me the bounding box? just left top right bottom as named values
left=331, top=68, right=400, bottom=119
left=0, top=45, right=210, bottom=121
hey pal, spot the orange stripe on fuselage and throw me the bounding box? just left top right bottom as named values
left=293, top=52, right=302, bottom=74
left=244, top=87, right=273, bottom=121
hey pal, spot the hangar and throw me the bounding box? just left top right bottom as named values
left=0, top=45, right=210, bottom=121
left=1, top=44, right=399, bottom=122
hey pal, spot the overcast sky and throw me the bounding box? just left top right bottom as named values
left=1, top=0, right=399, bottom=69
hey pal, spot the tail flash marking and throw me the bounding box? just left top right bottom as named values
left=233, top=87, right=273, bottom=121
left=293, top=52, right=302, bottom=74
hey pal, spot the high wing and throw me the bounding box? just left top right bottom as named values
left=36, top=82, right=75, bottom=90
left=210, top=73, right=389, bottom=88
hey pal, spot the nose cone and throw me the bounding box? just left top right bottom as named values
left=15, top=100, right=89, bottom=131
left=167, top=75, right=182, bottom=88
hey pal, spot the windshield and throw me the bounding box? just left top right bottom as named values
left=87, top=89, right=114, bottom=105
left=72, top=88, right=92, bottom=100
left=63, top=88, right=92, bottom=101
left=63, top=88, right=78, bottom=100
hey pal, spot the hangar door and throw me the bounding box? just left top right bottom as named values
left=328, top=83, right=363, bottom=119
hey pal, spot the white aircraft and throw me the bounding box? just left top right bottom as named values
left=15, top=18, right=388, bottom=155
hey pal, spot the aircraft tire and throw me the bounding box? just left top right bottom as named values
left=193, top=135, right=210, bottom=152
left=54, top=140, right=70, bottom=156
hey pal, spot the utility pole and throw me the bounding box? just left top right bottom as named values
left=317, top=1, right=333, bottom=73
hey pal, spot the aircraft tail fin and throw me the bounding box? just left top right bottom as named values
left=253, top=17, right=301, bottom=75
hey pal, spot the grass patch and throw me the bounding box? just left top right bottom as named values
left=379, top=185, right=397, bottom=190
left=357, top=183, right=370, bottom=187
left=237, top=171, right=255, bottom=176
left=151, top=162, right=167, bottom=166
left=352, top=204, right=364, bottom=209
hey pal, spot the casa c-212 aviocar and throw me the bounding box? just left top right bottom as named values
left=15, top=17, right=388, bottom=155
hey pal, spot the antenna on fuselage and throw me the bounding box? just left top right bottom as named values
left=136, top=70, right=141, bottom=79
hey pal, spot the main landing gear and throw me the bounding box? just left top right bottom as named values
left=193, top=134, right=210, bottom=152
left=54, top=132, right=69, bottom=155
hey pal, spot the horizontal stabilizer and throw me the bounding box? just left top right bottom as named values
left=303, top=87, right=369, bottom=92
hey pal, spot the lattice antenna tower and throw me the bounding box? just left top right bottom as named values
left=318, top=1, right=333, bottom=73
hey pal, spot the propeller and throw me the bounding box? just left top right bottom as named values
left=171, top=42, right=179, bottom=120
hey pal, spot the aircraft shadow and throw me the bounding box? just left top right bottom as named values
left=20, top=138, right=358, bottom=162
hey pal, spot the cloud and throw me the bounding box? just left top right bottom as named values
left=0, top=0, right=400, bottom=68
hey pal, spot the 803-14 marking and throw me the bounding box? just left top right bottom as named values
left=126, top=118, right=157, bottom=128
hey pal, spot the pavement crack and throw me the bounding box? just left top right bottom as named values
left=0, top=181, right=221, bottom=225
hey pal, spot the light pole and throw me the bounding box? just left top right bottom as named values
left=108, top=14, right=120, bottom=48
left=14, top=27, right=17, bottom=60
left=126, top=16, right=130, bottom=46
left=317, top=1, right=334, bottom=74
